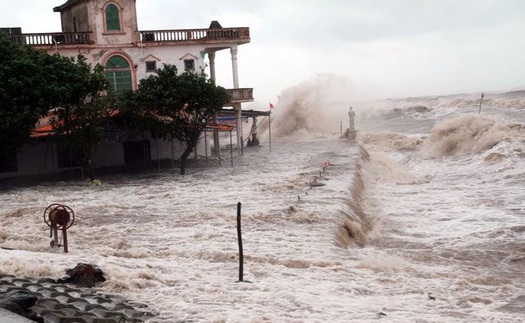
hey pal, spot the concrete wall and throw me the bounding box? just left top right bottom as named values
left=14, top=141, right=56, bottom=175
left=89, top=0, right=139, bottom=46
left=0, top=136, right=208, bottom=180
left=60, top=3, right=90, bottom=32
left=59, top=0, right=138, bottom=44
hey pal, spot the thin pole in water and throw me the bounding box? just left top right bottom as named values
left=478, top=93, right=484, bottom=114
left=230, top=130, right=233, bottom=167
left=204, top=130, right=208, bottom=162
left=236, top=202, right=243, bottom=282
left=269, top=115, right=272, bottom=151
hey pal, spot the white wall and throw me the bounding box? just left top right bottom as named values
left=50, top=44, right=213, bottom=90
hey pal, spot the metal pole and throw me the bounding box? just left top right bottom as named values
left=269, top=115, right=272, bottom=151
left=69, top=147, right=74, bottom=179
left=52, top=225, right=58, bottom=247
left=236, top=202, right=243, bottom=282
left=171, top=138, right=175, bottom=171
left=156, top=136, right=160, bottom=171
left=340, top=121, right=343, bottom=134
left=478, top=93, right=484, bottom=114
left=218, top=131, right=222, bottom=166
left=62, top=227, right=68, bottom=253
left=204, top=129, right=208, bottom=162
left=230, top=130, right=234, bottom=167
left=50, top=139, right=56, bottom=174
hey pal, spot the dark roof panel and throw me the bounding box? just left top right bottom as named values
left=209, top=21, right=223, bottom=29
left=53, top=0, right=85, bottom=12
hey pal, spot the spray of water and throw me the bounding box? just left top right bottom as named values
left=263, top=74, right=362, bottom=139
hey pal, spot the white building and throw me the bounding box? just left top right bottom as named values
left=1, top=0, right=258, bottom=180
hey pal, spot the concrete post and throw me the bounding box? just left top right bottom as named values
left=230, top=45, right=239, bottom=88
left=208, top=51, right=216, bottom=82
left=208, top=50, right=220, bottom=158
left=231, top=46, right=242, bottom=155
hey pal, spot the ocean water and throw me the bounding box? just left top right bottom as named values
left=1, top=88, right=525, bottom=322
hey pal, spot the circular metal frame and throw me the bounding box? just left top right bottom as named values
left=43, top=204, right=75, bottom=229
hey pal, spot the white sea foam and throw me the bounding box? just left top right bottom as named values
left=1, top=84, right=524, bottom=322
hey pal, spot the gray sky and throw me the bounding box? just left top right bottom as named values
left=2, top=0, right=525, bottom=105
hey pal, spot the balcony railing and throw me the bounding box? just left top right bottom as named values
left=227, top=88, right=254, bottom=103
left=9, top=32, right=92, bottom=46
left=7, top=27, right=249, bottom=46
left=139, top=27, right=250, bottom=43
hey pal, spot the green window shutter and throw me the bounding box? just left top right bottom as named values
left=105, top=56, right=132, bottom=94
left=105, top=4, right=121, bottom=31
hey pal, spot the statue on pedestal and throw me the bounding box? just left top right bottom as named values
left=348, top=106, right=355, bottom=131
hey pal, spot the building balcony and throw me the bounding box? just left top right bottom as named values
left=139, top=27, right=250, bottom=46
left=7, top=26, right=250, bottom=48
left=8, top=32, right=92, bottom=46
left=227, top=88, right=254, bottom=104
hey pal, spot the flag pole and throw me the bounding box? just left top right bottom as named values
left=269, top=114, right=272, bottom=151
left=268, top=102, right=273, bottom=151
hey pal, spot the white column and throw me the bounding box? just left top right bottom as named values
left=235, top=102, right=243, bottom=156
left=230, top=45, right=239, bottom=88
left=208, top=50, right=220, bottom=158
left=208, top=51, right=216, bottom=82
left=231, top=45, right=243, bottom=155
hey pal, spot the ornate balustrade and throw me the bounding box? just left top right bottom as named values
left=227, top=88, right=254, bottom=103
left=139, top=27, right=250, bottom=43
left=6, top=27, right=249, bottom=46
left=8, top=32, right=92, bottom=46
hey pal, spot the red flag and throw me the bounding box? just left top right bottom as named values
left=269, top=102, right=275, bottom=110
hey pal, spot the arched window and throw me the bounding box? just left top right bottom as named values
left=105, top=3, right=121, bottom=32
left=105, top=55, right=132, bottom=94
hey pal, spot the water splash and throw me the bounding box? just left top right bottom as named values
left=267, top=74, right=360, bottom=138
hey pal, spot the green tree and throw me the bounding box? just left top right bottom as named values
left=0, top=35, right=109, bottom=180
left=128, top=65, right=230, bottom=175
left=47, top=55, right=110, bottom=180
left=0, top=34, right=56, bottom=157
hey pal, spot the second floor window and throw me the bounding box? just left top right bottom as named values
left=145, top=61, right=157, bottom=73
left=184, top=59, right=195, bottom=71
left=105, top=3, right=121, bottom=32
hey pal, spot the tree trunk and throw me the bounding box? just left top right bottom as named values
left=81, top=150, right=95, bottom=181
left=83, top=161, right=94, bottom=181
left=179, top=145, right=194, bottom=175
left=180, top=157, right=186, bottom=175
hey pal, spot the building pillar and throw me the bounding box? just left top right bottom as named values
left=208, top=51, right=216, bottom=82
left=230, top=45, right=239, bottom=88
left=231, top=46, right=242, bottom=155
left=208, top=50, right=220, bottom=158
left=234, top=102, right=243, bottom=156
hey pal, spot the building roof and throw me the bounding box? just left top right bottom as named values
left=53, top=0, right=85, bottom=12
left=209, top=21, right=223, bottom=29
left=219, top=108, right=271, bottom=118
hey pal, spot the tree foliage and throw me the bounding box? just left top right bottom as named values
left=126, top=64, right=230, bottom=174
left=0, top=34, right=57, bottom=157
left=1, top=34, right=228, bottom=178
left=0, top=34, right=110, bottom=179
left=47, top=55, right=110, bottom=180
